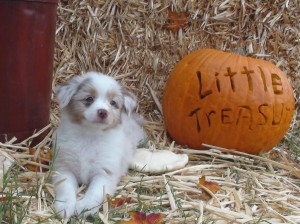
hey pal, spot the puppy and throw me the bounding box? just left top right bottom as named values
left=52, top=72, right=145, bottom=218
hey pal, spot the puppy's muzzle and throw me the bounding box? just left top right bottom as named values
left=97, top=109, right=108, bottom=120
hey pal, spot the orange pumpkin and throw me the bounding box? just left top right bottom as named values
left=162, top=49, right=295, bottom=154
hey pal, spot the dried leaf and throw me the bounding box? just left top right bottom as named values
left=119, top=211, right=165, bottom=224
left=0, top=192, right=7, bottom=201
left=165, top=10, right=188, bottom=31
left=146, top=213, right=165, bottom=224
left=26, top=147, right=53, bottom=172
left=199, top=176, right=221, bottom=194
left=111, top=197, right=132, bottom=207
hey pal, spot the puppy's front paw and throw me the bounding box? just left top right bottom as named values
left=54, top=197, right=76, bottom=219
left=75, top=198, right=101, bottom=217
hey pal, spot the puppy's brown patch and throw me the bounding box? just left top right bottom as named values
left=67, top=78, right=98, bottom=123
left=85, top=87, right=97, bottom=101
left=67, top=100, right=85, bottom=123
left=107, top=90, right=123, bottom=109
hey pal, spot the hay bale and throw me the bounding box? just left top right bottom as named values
left=53, top=0, right=299, bottom=118
left=53, top=0, right=299, bottom=141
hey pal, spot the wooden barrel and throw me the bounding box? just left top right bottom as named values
left=0, top=0, right=58, bottom=143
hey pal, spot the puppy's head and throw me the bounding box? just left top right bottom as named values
left=56, top=72, right=137, bottom=130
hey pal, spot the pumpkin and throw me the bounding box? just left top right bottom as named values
left=162, top=49, right=295, bottom=154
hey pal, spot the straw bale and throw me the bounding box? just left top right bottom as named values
left=0, top=0, right=299, bottom=223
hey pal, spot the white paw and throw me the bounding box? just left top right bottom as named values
left=75, top=198, right=101, bottom=217
left=54, top=198, right=76, bottom=219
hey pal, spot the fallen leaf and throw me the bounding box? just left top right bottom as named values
left=0, top=192, right=7, bottom=201
left=26, top=147, right=53, bottom=172
left=146, top=213, right=165, bottom=224
left=119, top=211, right=165, bottom=224
left=199, top=176, right=221, bottom=194
left=165, top=10, right=188, bottom=31
left=111, top=197, right=132, bottom=207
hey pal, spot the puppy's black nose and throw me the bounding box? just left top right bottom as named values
left=98, top=109, right=108, bottom=120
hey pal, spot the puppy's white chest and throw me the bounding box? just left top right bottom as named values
left=76, top=150, right=100, bottom=183
left=70, top=140, right=110, bottom=184
left=76, top=132, right=126, bottom=179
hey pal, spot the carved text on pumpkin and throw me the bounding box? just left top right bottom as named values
left=196, top=66, right=284, bottom=99
left=189, top=103, right=292, bottom=133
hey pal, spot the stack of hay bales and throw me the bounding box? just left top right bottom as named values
left=53, top=0, right=299, bottom=135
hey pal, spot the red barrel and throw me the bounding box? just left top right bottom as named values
left=0, top=0, right=58, bottom=143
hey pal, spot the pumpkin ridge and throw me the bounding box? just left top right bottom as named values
left=190, top=49, right=228, bottom=147
left=234, top=55, right=253, bottom=152
left=178, top=50, right=214, bottom=146
left=163, top=53, right=198, bottom=144
left=164, top=50, right=218, bottom=144
left=203, top=49, right=239, bottom=148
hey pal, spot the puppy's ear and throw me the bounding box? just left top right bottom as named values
left=122, top=89, right=137, bottom=116
left=56, top=76, right=83, bottom=108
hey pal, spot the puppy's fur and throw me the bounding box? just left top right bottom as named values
left=53, top=72, right=145, bottom=218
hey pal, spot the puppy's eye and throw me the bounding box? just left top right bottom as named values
left=85, top=96, right=94, bottom=104
left=110, top=100, right=117, bottom=107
